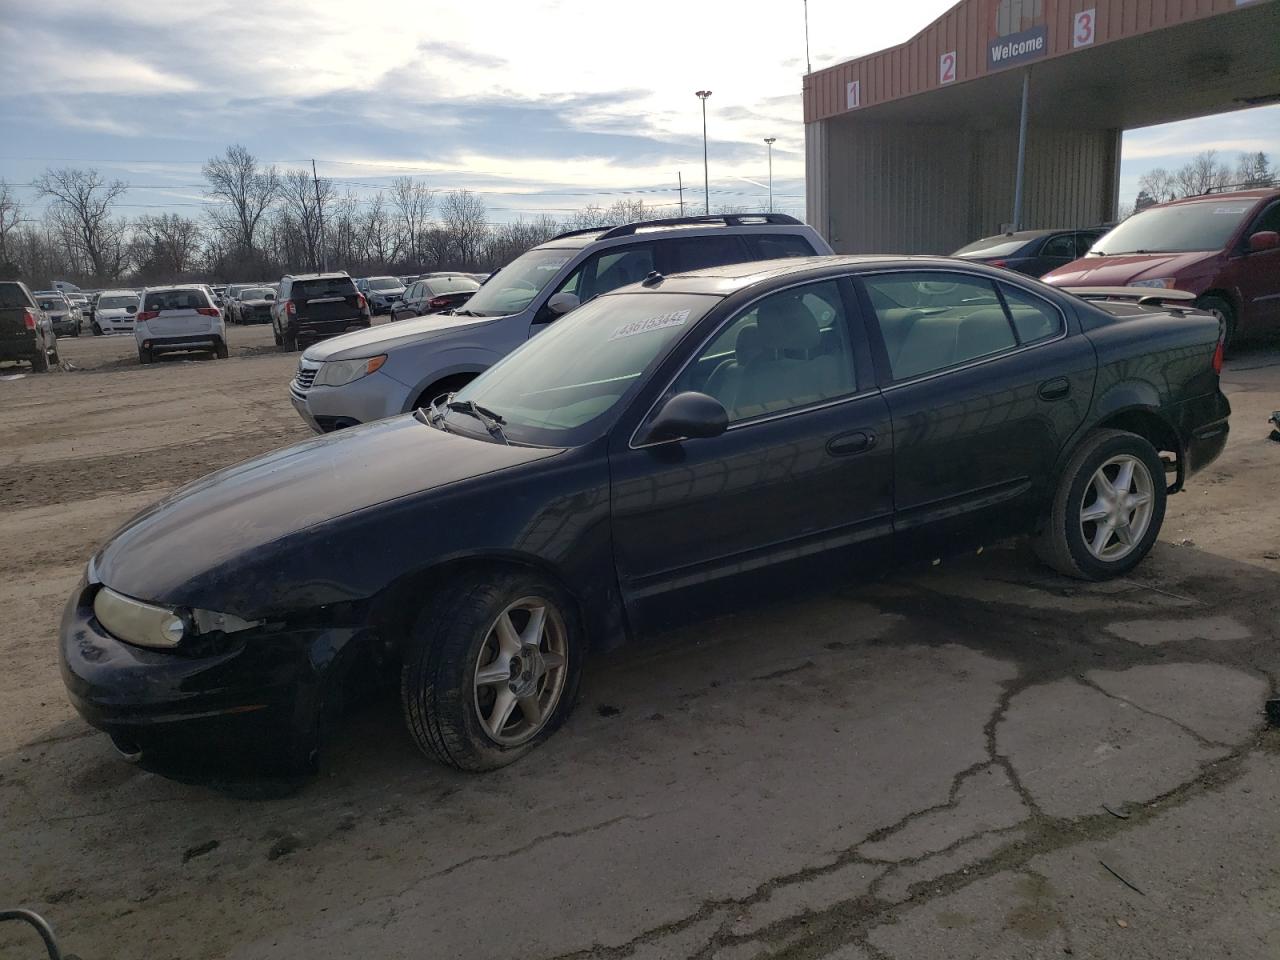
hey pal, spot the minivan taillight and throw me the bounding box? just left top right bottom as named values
left=988, top=259, right=1008, bottom=268
left=22, top=308, right=36, bottom=330
left=356, top=293, right=368, bottom=311
left=136, top=310, right=159, bottom=322
left=285, top=300, right=297, bottom=315
left=196, top=307, right=220, bottom=317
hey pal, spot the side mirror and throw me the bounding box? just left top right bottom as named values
left=1247, top=230, right=1279, bottom=253
left=546, top=292, right=580, bottom=316
left=637, top=391, right=728, bottom=445
left=126, top=304, right=137, bottom=314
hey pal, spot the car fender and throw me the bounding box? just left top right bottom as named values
left=1059, top=381, right=1185, bottom=487
left=392, top=346, right=509, bottom=411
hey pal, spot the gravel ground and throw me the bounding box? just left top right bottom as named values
left=1, top=324, right=1278, bottom=960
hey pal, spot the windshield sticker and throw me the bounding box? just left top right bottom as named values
left=539, top=258, right=571, bottom=271
left=1213, top=207, right=1248, bottom=215
left=609, top=309, right=691, bottom=341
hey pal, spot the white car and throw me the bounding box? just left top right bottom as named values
left=135, top=285, right=228, bottom=364
left=93, top=290, right=140, bottom=335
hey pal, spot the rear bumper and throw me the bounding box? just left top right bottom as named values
left=1175, top=390, right=1231, bottom=481
left=0, top=336, right=41, bottom=361
left=139, top=333, right=224, bottom=353
left=289, top=318, right=371, bottom=342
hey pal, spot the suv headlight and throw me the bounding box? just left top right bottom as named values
left=1130, top=278, right=1177, bottom=289
left=315, top=355, right=387, bottom=387
left=93, top=587, right=263, bottom=649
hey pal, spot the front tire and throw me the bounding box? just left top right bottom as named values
left=400, top=571, right=584, bottom=772
left=1034, top=429, right=1167, bottom=580
left=1195, top=294, right=1236, bottom=351
left=92, top=323, right=102, bottom=336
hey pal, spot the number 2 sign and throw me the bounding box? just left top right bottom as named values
left=939, top=50, right=956, bottom=84
left=1074, top=8, right=1096, bottom=47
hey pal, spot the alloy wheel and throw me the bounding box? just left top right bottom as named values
left=1079, top=454, right=1155, bottom=561
left=472, top=597, right=568, bottom=746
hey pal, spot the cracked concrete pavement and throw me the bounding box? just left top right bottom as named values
left=1, top=330, right=1278, bottom=960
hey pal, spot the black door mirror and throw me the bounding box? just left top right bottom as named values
left=638, top=391, right=728, bottom=445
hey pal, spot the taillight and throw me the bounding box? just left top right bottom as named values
left=22, top=308, right=35, bottom=330
left=989, top=259, right=1008, bottom=268
left=357, top=294, right=368, bottom=311
left=197, top=307, right=220, bottom=317
left=428, top=296, right=450, bottom=309
left=1212, top=335, right=1225, bottom=376
left=136, top=310, right=159, bottom=322
left=285, top=300, right=296, bottom=315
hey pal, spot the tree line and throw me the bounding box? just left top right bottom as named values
left=0, top=144, right=749, bottom=288
left=1133, top=149, right=1274, bottom=212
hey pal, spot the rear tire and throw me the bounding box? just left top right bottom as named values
left=32, top=348, right=49, bottom=373
left=92, top=323, right=102, bottom=336
left=1033, top=429, right=1166, bottom=580
left=282, top=328, right=298, bottom=352
left=215, top=339, right=229, bottom=359
left=400, top=570, right=584, bottom=772
left=1195, top=294, right=1236, bottom=351
left=138, top=345, right=153, bottom=365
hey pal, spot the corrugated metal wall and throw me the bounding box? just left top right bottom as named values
left=818, top=119, right=1120, bottom=254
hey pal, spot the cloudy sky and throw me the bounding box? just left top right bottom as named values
left=1, top=0, right=1276, bottom=225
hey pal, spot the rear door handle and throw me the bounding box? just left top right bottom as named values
left=827, top=430, right=876, bottom=457
left=1038, top=377, right=1071, bottom=401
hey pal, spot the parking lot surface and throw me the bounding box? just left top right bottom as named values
left=2, top=327, right=1278, bottom=960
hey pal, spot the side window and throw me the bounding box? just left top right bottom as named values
left=1041, top=234, right=1075, bottom=258
left=743, top=234, right=817, bottom=260
left=862, top=272, right=1016, bottom=380
left=679, top=280, right=856, bottom=423
left=1074, top=232, right=1102, bottom=257
left=659, top=235, right=749, bottom=273
left=999, top=283, right=1063, bottom=343
left=1249, top=202, right=1280, bottom=235
left=584, top=244, right=655, bottom=298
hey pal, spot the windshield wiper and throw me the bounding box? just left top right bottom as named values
left=447, top=398, right=509, bottom=444
left=450, top=308, right=485, bottom=317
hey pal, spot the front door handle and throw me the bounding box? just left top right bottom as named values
left=1038, top=377, right=1071, bottom=401
left=827, top=430, right=876, bottom=457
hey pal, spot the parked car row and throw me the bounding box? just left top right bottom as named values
left=1, top=281, right=62, bottom=370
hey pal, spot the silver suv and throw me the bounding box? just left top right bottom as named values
left=289, top=215, right=832, bottom=432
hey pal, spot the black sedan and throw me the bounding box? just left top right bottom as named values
left=390, top=274, right=480, bottom=321
left=60, top=256, right=1230, bottom=777
left=953, top=228, right=1107, bottom=277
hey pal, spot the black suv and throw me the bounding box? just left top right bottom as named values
left=0, top=281, right=60, bottom=371
left=271, top=272, right=372, bottom=351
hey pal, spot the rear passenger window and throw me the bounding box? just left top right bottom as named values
left=1041, top=234, right=1075, bottom=258
left=999, top=284, right=1063, bottom=343
left=660, top=236, right=749, bottom=273
left=744, top=234, right=817, bottom=260
left=862, top=273, right=1016, bottom=380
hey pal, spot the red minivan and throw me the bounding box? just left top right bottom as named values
left=1042, top=188, right=1280, bottom=345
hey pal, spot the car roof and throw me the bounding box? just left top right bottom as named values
left=1155, top=188, right=1279, bottom=208
left=98, top=289, right=138, bottom=297
left=140, top=284, right=208, bottom=293
left=284, top=272, right=352, bottom=281
left=607, top=255, right=1025, bottom=297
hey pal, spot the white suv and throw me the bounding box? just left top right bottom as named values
left=135, top=285, right=228, bottom=364
left=289, top=214, right=832, bottom=432
left=93, top=290, right=140, bottom=335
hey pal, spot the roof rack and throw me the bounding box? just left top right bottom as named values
left=597, top=213, right=801, bottom=240
left=548, top=226, right=613, bottom=241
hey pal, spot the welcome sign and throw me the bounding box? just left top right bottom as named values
left=988, top=23, right=1048, bottom=70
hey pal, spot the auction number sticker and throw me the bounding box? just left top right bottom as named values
left=1213, top=207, right=1248, bottom=215
left=939, top=51, right=956, bottom=84
left=1073, top=9, right=1095, bottom=47
left=610, top=309, right=691, bottom=341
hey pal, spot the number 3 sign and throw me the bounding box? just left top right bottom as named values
left=1074, top=8, right=1096, bottom=47
left=939, top=51, right=956, bottom=84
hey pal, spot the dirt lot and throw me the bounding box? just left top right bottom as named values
left=1, top=325, right=1278, bottom=960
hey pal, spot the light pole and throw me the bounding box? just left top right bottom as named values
left=696, top=90, right=712, bottom=215
left=764, top=137, right=776, bottom=213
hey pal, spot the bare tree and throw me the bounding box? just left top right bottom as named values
left=203, top=144, right=280, bottom=258
left=390, top=177, right=434, bottom=270
left=1235, top=151, right=1274, bottom=188
left=134, top=213, right=204, bottom=279
left=33, top=167, right=129, bottom=281
left=359, top=192, right=398, bottom=267
left=1135, top=168, right=1176, bottom=204
left=1174, top=150, right=1233, bottom=197
left=0, top=179, right=21, bottom=276
left=439, top=190, right=488, bottom=268
left=280, top=168, right=336, bottom=272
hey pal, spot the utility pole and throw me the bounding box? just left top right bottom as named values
left=311, top=159, right=327, bottom=272
left=696, top=90, right=712, bottom=215
left=678, top=172, right=685, bottom=216
left=764, top=138, right=776, bottom=213
left=804, top=0, right=812, bottom=75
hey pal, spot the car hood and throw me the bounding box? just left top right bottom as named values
left=92, top=414, right=562, bottom=612
left=1041, top=250, right=1218, bottom=288
left=97, top=308, right=133, bottom=318
left=302, top=312, right=498, bottom=361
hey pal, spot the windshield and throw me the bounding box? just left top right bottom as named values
left=38, top=298, right=66, bottom=310
left=460, top=248, right=577, bottom=317
left=953, top=236, right=1033, bottom=258
left=425, top=276, right=480, bottom=294
left=448, top=291, right=719, bottom=446
left=1091, top=200, right=1252, bottom=255
left=98, top=295, right=138, bottom=309
left=367, top=278, right=402, bottom=291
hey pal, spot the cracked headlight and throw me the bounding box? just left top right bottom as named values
left=314, top=355, right=387, bottom=387
left=93, top=587, right=263, bottom=649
